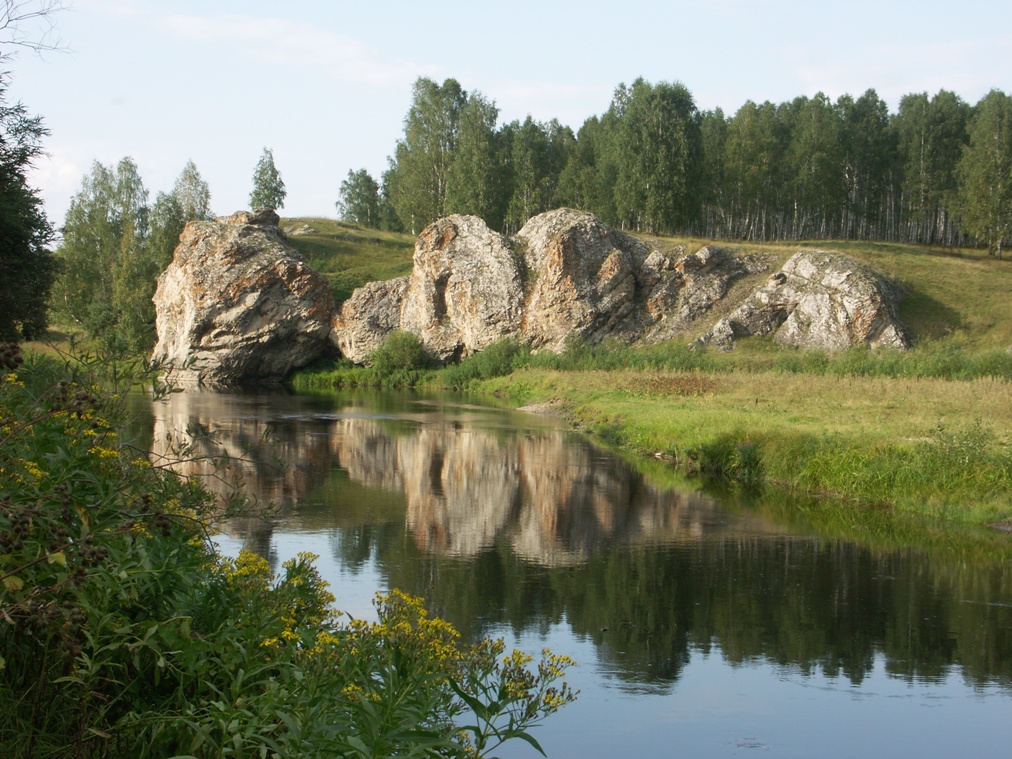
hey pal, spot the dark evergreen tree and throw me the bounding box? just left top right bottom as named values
left=0, top=75, right=56, bottom=341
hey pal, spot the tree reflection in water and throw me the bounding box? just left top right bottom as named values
left=147, top=389, right=1012, bottom=694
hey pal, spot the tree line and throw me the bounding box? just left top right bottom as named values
left=340, top=77, right=1012, bottom=257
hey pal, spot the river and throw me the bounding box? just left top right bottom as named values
left=136, top=388, right=1012, bottom=758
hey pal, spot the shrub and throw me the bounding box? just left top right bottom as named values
left=0, top=349, right=576, bottom=758
left=371, top=331, right=429, bottom=375
left=441, top=338, right=532, bottom=389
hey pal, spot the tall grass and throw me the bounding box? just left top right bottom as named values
left=427, top=335, right=1012, bottom=392
left=473, top=366, right=1012, bottom=524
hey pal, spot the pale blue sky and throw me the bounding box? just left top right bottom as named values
left=10, top=0, right=1012, bottom=227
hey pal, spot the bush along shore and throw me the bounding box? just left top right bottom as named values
left=292, top=334, right=1012, bottom=528
left=0, top=346, right=575, bottom=759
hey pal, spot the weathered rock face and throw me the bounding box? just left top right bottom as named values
left=638, top=245, right=769, bottom=344
left=516, top=209, right=649, bottom=349
left=151, top=209, right=335, bottom=384
left=330, top=277, right=409, bottom=364
left=700, top=250, right=910, bottom=351
left=330, top=208, right=772, bottom=362
left=151, top=208, right=910, bottom=383
left=400, top=215, right=525, bottom=362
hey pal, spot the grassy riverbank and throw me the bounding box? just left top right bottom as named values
left=471, top=365, right=1012, bottom=526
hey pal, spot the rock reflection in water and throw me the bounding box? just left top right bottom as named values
left=144, top=390, right=1012, bottom=698
left=149, top=389, right=779, bottom=565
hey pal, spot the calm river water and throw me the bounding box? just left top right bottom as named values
left=137, top=389, right=1012, bottom=759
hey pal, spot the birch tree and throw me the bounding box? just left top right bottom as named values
left=957, top=89, right=1012, bottom=258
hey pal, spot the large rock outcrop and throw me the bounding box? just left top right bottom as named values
left=700, top=250, right=910, bottom=351
left=151, top=210, right=335, bottom=384
left=331, top=277, right=409, bottom=364
left=515, top=209, right=650, bottom=350
left=332, top=209, right=764, bottom=362
left=151, top=208, right=910, bottom=383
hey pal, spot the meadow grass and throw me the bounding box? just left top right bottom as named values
left=473, top=367, right=1012, bottom=525
left=282, top=217, right=414, bottom=306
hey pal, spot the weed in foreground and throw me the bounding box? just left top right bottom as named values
left=0, top=347, right=576, bottom=758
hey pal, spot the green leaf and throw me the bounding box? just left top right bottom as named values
left=510, top=730, right=547, bottom=757
left=448, top=677, right=490, bottom=721
left=2, top=575, right=24, bottom=593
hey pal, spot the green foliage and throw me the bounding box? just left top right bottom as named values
left=0, top=352, right=576, bottom=758
left=371, top=331, right=429, bottom=374
left=502, top=117, right=574, bottom=233
left=337, top=168, right=382, bottom=228
left=445, top=93, right=509, bottom=231
left=441, top=338, right=532, bottom=389
left=894, top=90, right=969, bottom=244
left=249, top=147, right=287, bottom=211
left=610, top=78, right=703, bottom=233
left=957, top=89, right=1012, bottom=257
left=375, top=74, right=1009, bottom=245
left=0, top=74, right=56, bottom=341
left=54, top=158, right=151, bottom=350
left=385, top=78, right=467, bottom=233
left=53, top=158, right=215, bottom=354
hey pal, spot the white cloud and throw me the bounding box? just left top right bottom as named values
left=163, top=14, right=436, bottom=87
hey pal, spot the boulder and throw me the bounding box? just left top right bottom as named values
left=400, top=215, right=525, bottom=362
left=331, top=215, right=525, bottom=364
left=700, top=249, right=909, bottom=351
left=326, top=214, right=911, bottom=368
left=151, top=209, right=336, bottom=384
left=329, top=209, right=776, bottom=362
left=516, top=209, right=650, bottom=350
left=638, top=245, right=768, bottom=344
left=330, top=277, right=408, bottom=364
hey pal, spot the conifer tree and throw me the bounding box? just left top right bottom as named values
left=0, top=74, right=56, bottom=340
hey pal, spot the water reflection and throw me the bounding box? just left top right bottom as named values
left=146, top=389, right=1012, bottom=696
left=149, top=390, right=783, bottom=564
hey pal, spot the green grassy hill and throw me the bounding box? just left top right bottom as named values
left=282, top=217, right=415, bottom=307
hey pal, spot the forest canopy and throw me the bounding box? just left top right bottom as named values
left=342, top=78, right=1011, bottom=255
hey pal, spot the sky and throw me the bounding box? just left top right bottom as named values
left=7, top=0, right=1012, bottom=229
